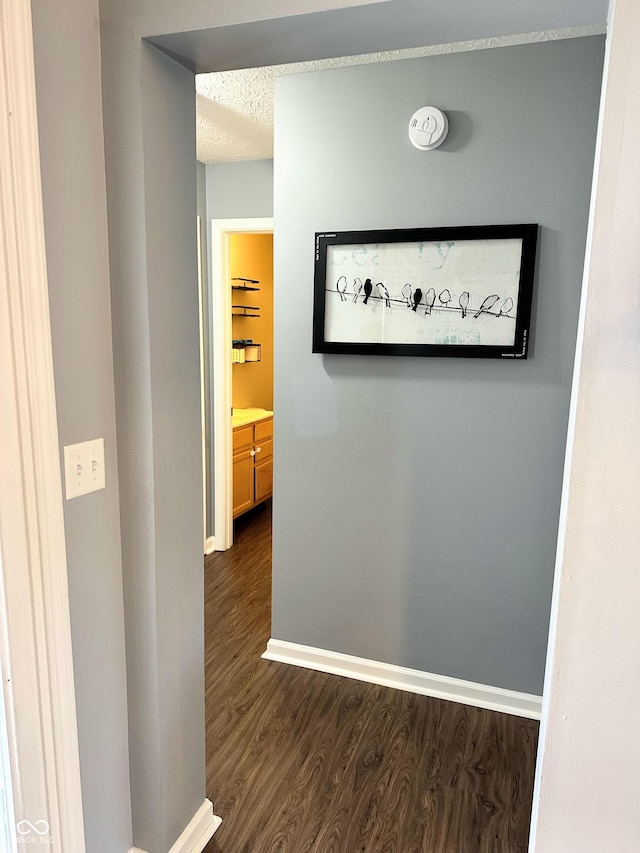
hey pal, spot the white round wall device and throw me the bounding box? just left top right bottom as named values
left=408, top=106, right=449, bottom=150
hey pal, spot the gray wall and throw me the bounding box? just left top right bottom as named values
left=205, top=160, right=274, bottom=220
left=30, top=1, right=132, bottom=851
left=99, top=29, right=205, bottom=847
left=272, top=36, right=605, bottom=695
left=144, top=48, right=205, bottom=849
left=95, top=1, right=378, bottom=848
left=30, top=5, right=374, bottom=845
left=204, top=159, right=274, bottom=534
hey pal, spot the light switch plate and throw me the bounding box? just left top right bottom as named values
left=63, top=438, right=105, bottom=499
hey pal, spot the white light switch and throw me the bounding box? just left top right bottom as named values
left=63, top=438, right=106, bottom=499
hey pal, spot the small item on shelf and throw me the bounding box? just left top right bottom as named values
left=232, top=340, right=261, bottom=363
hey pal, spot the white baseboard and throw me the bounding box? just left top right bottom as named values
left=128, top=799, right=222, bottom=853
left=204, top=536, right=216, bottom=555
left=263, top=639, right=542, bottom=720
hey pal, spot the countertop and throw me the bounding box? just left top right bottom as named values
left=231, top=407, right=274, bottom=428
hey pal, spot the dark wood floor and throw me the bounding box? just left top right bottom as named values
left=204, top=503, right=538, bottom=853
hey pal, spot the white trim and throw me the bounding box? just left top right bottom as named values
left=0, top=655, right=15, bottom=852
left=210, top=217, right=274, bottom=552
left=0, top=0, right=85, bottom=849
left=263, top=639, right=542, bottom=720
left=197, top=215, right=208, bottom=555
left=168, top=800, right=221, bottom=853
left=529, top=10, right=614, bottom=849
left=127, top=799, right=221, bottom=853
left=530, top=3, right=640, bottom=848
left=204, top=536, right=216, bottom=555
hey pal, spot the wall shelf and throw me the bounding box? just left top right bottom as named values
left=232, top=277, right=260, bottom=292
left=232, top=278, right=261, bottom=318
left=232, top=311, right=260, bottom=318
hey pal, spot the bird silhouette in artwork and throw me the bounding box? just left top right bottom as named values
left=424, top=287, right=436, bottom=315
left=353, top=277, right=363, bottom=303
left=412, top=287, right=423, bottom=312
left=363, top=278, right=373, bottom=305
left=401, top=283, right=413, bottom=308
left=336, top=276, right=348, bottom=301
left=498, top=297, right=514, bottom=317
left=439, top=289, right=452, bottom=310
left=473, top=294, right=500, bottom=318
left=459, top=291, right=470, bottom=318
left=377, top=282, right=391, bottom=308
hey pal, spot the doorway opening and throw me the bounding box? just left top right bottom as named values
left=209, top=218, right=274, bottom=552
left=189, top=21, right=604, bottom=843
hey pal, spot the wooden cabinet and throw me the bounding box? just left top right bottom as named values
left=232, top=417, right=273, bottom=518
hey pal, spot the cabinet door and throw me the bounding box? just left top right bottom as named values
left=233, top=450, right=254, bottom=517
left=254, top=459, right=273, bottom=504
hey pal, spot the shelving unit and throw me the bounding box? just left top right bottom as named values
left=232, top=277, right=262, bottom=360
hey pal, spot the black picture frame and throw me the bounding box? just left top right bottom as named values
left=312, top=224, right=538, bottom=359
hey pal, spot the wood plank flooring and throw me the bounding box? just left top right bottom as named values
left=204, top=503, right=538, bottom=852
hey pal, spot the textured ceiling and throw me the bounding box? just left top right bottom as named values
left=195, top=25, right=604, bottom=164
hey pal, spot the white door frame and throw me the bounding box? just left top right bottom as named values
left=210, top=217, right=274, bottom=551
left=197, top=215, right=213, bottom=556
left=0, top=0, right=85, bottom=849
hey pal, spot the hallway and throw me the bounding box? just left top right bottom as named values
left=204, top=504, right=538, bottom=852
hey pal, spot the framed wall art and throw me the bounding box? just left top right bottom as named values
left=313, top=224, right=538, bottom=358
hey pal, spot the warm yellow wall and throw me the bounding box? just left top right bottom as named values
left=228, top=232, right=274, bottom=410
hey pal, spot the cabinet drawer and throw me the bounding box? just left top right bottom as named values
left=254, top=418, right=273, bottom=443
left=254, top=438, right=273, bottom=462
left=233, top=424, right=253, bottom=453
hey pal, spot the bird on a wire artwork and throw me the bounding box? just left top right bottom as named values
left=314, top=227, right=537, bottom=357
left=326, top=276, right=514, bottom=319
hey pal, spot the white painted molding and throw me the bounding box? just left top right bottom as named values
left=530, top=1, right=640, bottom=849
left=263, top=639, right=542, bottom=720
left=168, top=800, right=221, bottom=853
left=211, top=218, right=274, bottom=553
left=205, top=536, right=216, bottom=555
left=0, top=0, right=85, bottom=850
left=197, top=215, right=209, bottom=559
left=127, top=800, right=221, bottom=853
